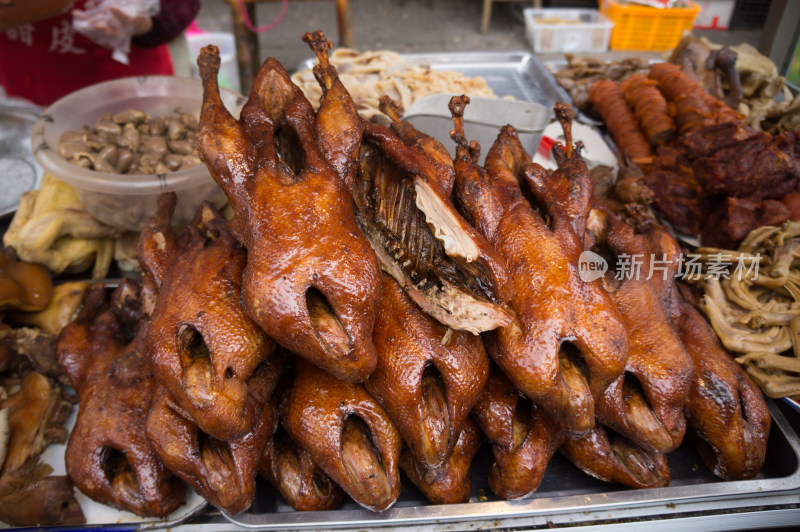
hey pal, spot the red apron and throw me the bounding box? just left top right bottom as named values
left=0, top=1, right=174, bottom=106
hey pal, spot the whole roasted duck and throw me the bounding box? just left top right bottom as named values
left=354, top=97, right=512, bottom=335
left=140, top=194, right=276, bottom=441
left=196, top=41, right=380, bottom=382
left=399, top=417, right=484, bottom=504
left=145, top=363, right=280, bottom=515
left=588, top=213, right=694, bottom=454
left=259, top=423, right=345, bottom=511
left=281, top=359, right=402, bottom=511
left=451, top=98, right=628, bottom=436
left=675, top=289, right=771, bottom=480
left=471, top=369, right=563, bottom=500
left=57, top=280, right=184, bottom=517
left=366, top=272, right=489, bottom=474
left=560, top=424, right=670, bottom=489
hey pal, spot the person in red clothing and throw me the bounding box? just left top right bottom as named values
left=0, top=0, right=200, bottom=106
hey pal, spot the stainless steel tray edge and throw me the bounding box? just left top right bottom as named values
left=222, top=400, right=800, bottom=530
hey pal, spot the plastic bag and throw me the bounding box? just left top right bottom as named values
left=72, top=0, right=160, bottom=65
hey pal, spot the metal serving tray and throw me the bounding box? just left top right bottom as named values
left=298, top=51, right=573, bottom=113
left=223, top=400, right=800, bottom=530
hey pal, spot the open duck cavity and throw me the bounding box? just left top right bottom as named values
left=340, top=415, right=392, bottom=507
left=178, top=325, right=214, bottom=407
left=419, top=365, right=451, bottom=466
left=511, top=393, right=535, bottom=451
left=100, top=446, right=135, bottom=488
left=607, top=428, right=666, bottom=487
left=274, top=124, right=305, bottom=176
left=306, top=287, right=351, bottom=359
left=197, top=427, right=237, bottom=489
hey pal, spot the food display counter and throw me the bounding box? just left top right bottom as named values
left=2, top=24, right=800, bottom=531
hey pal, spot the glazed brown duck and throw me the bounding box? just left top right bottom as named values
left=354, top=97, right=512, bottom=335
left=259, top=422, right=345, bottom=511
left=399, top=417, right=484, bottom=504
left=451, top=99, right=628, bottom=436
left=57, top=280, right=184, bottom=517
left=145, top=368, right=279, bottom=515
left=281, top=359, right=402, bottom=511
left=304, top=30, right=362, bottom=194
left=560, top=424, right=670, bottom=489
left=196, top=43, right=381, bottom=382
left=366, top=272, right=489, bottom=473
left=471, top=369, right=563, bottom=500
left=140, top=194, right=276, bottom=441
left=675, top=290, right=771, bottom=480
left=590, top=214, right=694, bottom=454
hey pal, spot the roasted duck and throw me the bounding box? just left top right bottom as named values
left=560, top=425, right=670, bottom=489
left=590, top=214, right=694, bottom=454
left=452, top=99, right=628, bottom=436
left=675, top=290, right=771, bottom=480
left=196, top=43, right=381, bottom=382
left=259, top=422, right=344, bottom=511
left=354, top=97, right=512, bottom=335
left=303, top=31, right=362, bottom=194
left=281, top=359, right=402, bottom=511
left=471, top=369, right=562, bottom=500
left=0, top=372, right=83, bottom=526
left=140, top=194, right=276, bottom=441
left=400, top=417, right=483, bottom=504
left=57, top=281, right=184, bottom=517
left=366, top=272, right=488, bottom=473
left=145, top=368, right=279, bottom=515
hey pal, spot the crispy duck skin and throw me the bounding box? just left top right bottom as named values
left=146, top=376, right=278, bottom=515
left=282, top=358, right=402, bottom=512
left=399, top=417, right=483, bottom=505
left=140, top=194, right=276, bottom=441
left=471, top=370, right=563, bottom=500
left=594, top=215, right=694, bottom=454
left=366, top=272, right=489, bottom=473
left=259, top=423, right=344, bottom=511
left=560, top=425, right=670, bottom=489
left=57, top=281, right=184, bottom=517
left=675, top=292, right=770, bottom=480
left=196, top=44, right=380, bottom=382
left=452, top=100, right=628, bottom=436
left=354, top=101, right=512, bottom=335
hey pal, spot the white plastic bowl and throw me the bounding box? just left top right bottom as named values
left=31, top=76, right=245, bottom=231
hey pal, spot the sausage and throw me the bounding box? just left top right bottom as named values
left=620, top=74, right=676, bottom=145
left=588, top=79, right=652, bottom=166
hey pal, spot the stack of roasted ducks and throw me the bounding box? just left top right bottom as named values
left=586, top=61, right=800, bottom=249
left=38, top=31, right=771, bottom=522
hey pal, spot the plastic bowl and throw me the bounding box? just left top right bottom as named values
left=31, top=76, right=245, bottom=231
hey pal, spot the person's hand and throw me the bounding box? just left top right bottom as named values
left=110, top=5, right=152, bottom=36
left=0, top=0, right=76, bottom=31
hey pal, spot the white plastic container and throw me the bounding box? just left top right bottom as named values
left=693, top=0, right=735, bottom=29
left=31, top=76, right=245, bottom=231
left=186, top=32, right=241, bottom=94
left=524, top=8, right=614, bottom=54
left=404, top=94, right=551, bottom=165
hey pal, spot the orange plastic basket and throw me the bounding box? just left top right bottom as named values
left=600, top=0, right=700, bottom=51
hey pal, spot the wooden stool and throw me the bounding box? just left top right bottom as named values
left=224, top=0, right=353, bottom=94
left=481, top=0, right=541, bottom=34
